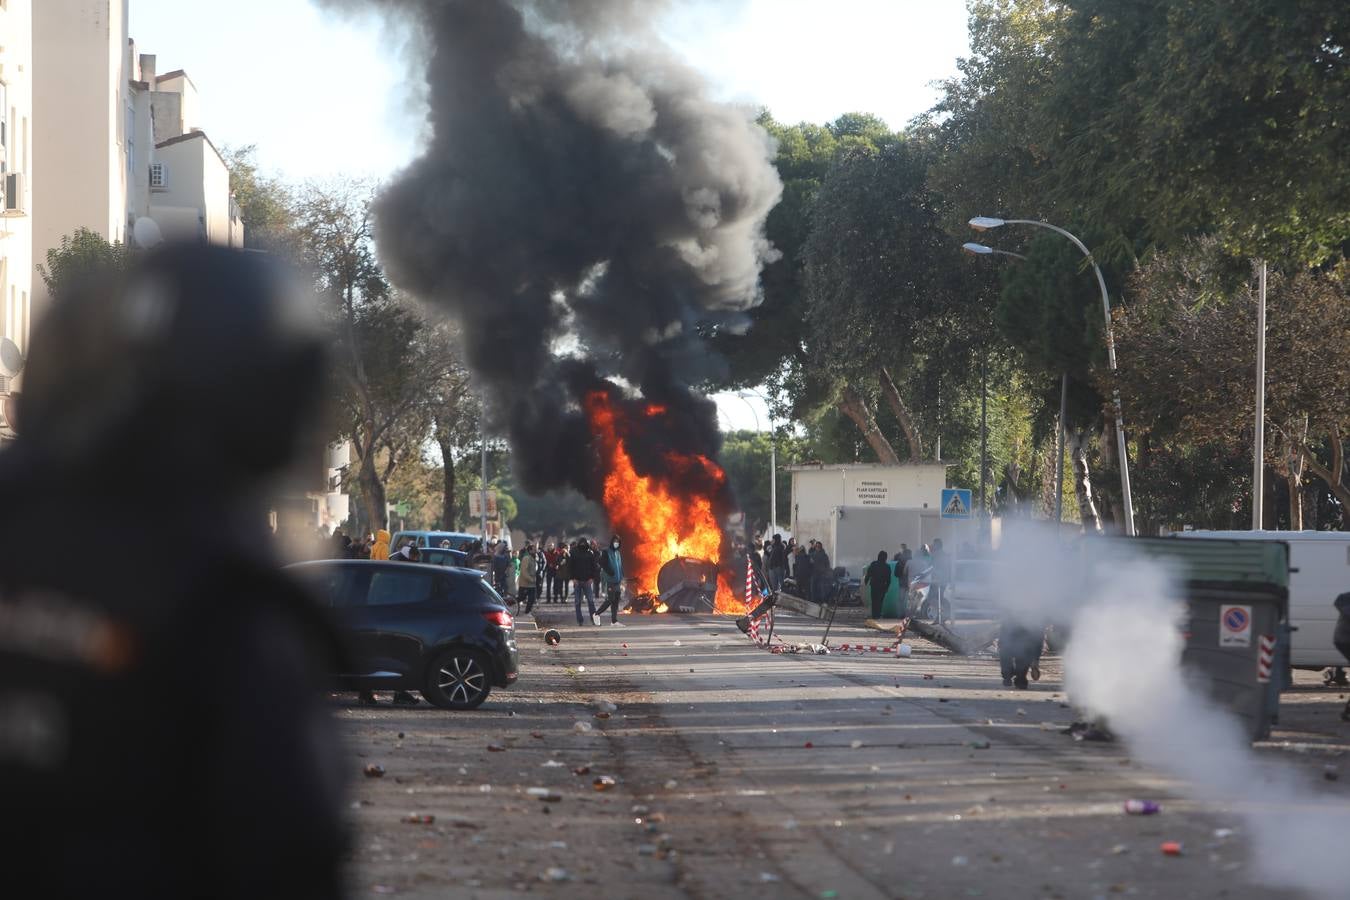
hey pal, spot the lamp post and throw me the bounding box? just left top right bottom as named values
left=479, top=388, right=488, bottom=540
left=968, top=217, right=1135, bottom=537
left=1252, top=260, right=1266, bottom=530
left=736, top=389, right=778, bottom=536
left=963, top=243, right=1061, bottom=530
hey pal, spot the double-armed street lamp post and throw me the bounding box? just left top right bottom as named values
left=965, top=218, right=1135, bottom=537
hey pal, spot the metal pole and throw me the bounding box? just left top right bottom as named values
left=1055, top=372, right=1067, bottom=528
left=979, top=351, right=987, bottom=517
left=480, top=390, right=488, bottom=540
left=770, top=435, right=778, bottom=534
left=1001, top=220, right=1134, bottom=536
left=1252, top=260, right=1266, bottom=530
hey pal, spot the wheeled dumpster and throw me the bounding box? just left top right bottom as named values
left=1110, top=537, right=1292, bottom=741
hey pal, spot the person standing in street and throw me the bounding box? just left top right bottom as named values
left=543, top=542, right=557, bottom=602
left=491, top=541, right=511, bottom=597
left=595, top=535, right=625, bottom=623
left=864, top=551, right=892, bottom=620
left=518, top=544, right=539, bottom=614
left=1335, top=592, right=1350, bottom=722
left=792, top=544, right=812, bottom=597
left=570, top=538, right=599, bottom=624
left=766, top=534, right=787, bottom=593
left=371, top=528, right=391, bottom=560
left=809, top=541, right=831, bottom=605
left=557, top=543, right=572, bottom=604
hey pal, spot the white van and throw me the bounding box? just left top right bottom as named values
left=1173, top=530, right=1350, bottom=668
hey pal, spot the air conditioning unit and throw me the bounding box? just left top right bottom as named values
left=2, top=173, right=25, bottom=216
left=149, top=162, right=168, bottom=191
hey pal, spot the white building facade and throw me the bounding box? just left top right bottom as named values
left=31, top=1, right=241, bottom=327
left=0, top=0, right=34, bottom=437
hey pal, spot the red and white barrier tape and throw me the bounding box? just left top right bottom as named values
left=1256, top=633, right=1276, bottom=683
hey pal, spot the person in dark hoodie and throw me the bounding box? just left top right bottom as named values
left=0, top=246, right=346, bottom=897
left=863, top=551, right=892, bottom=619
left=570, top=538, right=600, bottom=625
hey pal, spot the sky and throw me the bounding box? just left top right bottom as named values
left=129, top=0, right=972, bottom=431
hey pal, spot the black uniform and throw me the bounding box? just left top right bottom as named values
left=0, top=246, right=347, bottom=897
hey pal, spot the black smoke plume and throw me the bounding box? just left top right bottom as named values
left=320, top=0, right=781, bottom=507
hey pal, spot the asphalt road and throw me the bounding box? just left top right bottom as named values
left=337, top=605, right=1348, bottom=899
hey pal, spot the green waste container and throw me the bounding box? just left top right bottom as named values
left=1117, top=537, right=1291, bottom=741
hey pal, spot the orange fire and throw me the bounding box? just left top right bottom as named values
left=587, top=391, right=740, bottom=614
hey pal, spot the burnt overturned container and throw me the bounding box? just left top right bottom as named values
left=656, top=557, right=720, bottom=613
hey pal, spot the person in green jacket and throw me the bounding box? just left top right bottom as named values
left=595, top=535, right=625, bottom=624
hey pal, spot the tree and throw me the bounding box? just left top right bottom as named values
left=37, top=228, right=132, bottom=300
left=799, top=138, right=994, bottom=464
left=221, top=145, right=296, bottom=251
left=927, top=0, right=1349, bottom=266
left=290, top=180, right=464, bottom=531
left=1109, top=239, right=1350, bottom=529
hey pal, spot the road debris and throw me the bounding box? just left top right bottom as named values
left=363, top=764, right=386, bottom=778
left=527, top=788, right=562, bottom=802
left=592, top=775, right=617, bottom=791
left=486, top=744, right=506, bottom=752
left=573, top=765, right=592, bottom=776
left=541, top=867, right=570, bottom=882
left=1123, top=800, right=1160, bottom=815
left=544, top=629, right=561, bottom=645
left=573, top=721, right=593, bottom=733
left=401, top=813, right=435, bottom=824
left=1160, top=841, right=1183, bottom=856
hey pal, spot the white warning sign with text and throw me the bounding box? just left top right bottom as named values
left=1219, top=604, right=1252, bottom=648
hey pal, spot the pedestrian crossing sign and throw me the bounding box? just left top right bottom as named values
left=941, top=488, right=972, bottom=519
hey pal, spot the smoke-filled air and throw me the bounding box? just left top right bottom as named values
left=994, top=527, right=1344, bottom=899
left=322, top=0, right=781, bottom=529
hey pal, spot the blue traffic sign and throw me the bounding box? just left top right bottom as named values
left=941, top=488, right=972, bottom=519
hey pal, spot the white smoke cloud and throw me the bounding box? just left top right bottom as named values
left=994, top=525, right=1345, bottom=898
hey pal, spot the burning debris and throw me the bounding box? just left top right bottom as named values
left=626, top=557, right=723, bottom=614
left=318, top=0, right=782, bottom=589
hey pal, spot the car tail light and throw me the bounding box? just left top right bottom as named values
left=482, top=610, right=514, bottom=628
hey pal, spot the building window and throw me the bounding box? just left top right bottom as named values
left=149, top=162, right=168, bottom=191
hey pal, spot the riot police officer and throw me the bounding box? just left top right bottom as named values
left=0, top=245, right=347, bottom=896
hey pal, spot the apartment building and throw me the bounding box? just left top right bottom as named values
left=31, top=0, right=241, bottom=324
left=0, top=0, right=34, bottom=439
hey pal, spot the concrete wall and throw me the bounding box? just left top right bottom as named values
left=32, top=0, right=129, bottom=323
left=152, top=71, right=197, bottom=137
left=149, top=133, right=239, bottom=247
left=0, top=0, right=34, bottom=365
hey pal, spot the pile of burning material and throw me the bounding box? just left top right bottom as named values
left=625, top=593, right=668, bottom=615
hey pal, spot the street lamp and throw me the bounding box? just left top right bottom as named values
left=968, top=216, right=1136, bottom=537
left=963, top=241, right=1069, bottom=529
left=737, top=389, right=779, bottom=537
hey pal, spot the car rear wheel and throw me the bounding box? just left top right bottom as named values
left=423, top=647, right=491, bottom=710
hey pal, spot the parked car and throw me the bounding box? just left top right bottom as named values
left=289, top=559, right=518, bottom=709
left=905, top=558, right=994, bottom=622
left=392, top=530, right=480, bottom=552
left=418, top=546, right=474, bottom=569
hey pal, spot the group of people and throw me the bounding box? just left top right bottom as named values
left=533, top=537, right=626, bottom=626
left=743, top=534, right=840, bottom=606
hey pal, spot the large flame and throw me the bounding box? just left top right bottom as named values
left=586, top=391, right=739, bottom=614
